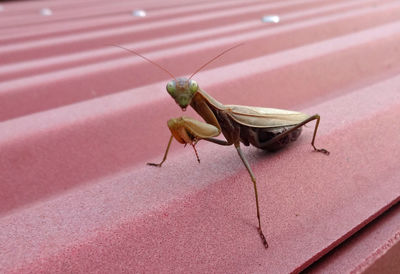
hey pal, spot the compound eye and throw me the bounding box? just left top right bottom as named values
left=189, top=80, right=198, bottom=93
left=166, top=81, right=176, bottom=96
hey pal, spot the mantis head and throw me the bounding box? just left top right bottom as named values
left=166, top=78, right=198, bottom=111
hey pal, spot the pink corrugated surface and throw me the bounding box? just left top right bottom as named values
left=305, top=202, right=400, bottom=273
left=1, top=0, right=399, bottom=273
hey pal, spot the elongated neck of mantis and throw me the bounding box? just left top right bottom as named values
left=190, top=89, right=224, bottom=131
left=196, top=88, right=225, bottom=110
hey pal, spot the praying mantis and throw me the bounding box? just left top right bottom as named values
left=115, top=44, right=329, bottom=248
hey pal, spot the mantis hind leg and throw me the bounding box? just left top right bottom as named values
left=309, top=114, right=329, bottom=155
left=235, top=144, right=268, bottom=249
left=260, top=114, right=329, bottom=155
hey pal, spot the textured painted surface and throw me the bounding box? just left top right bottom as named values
left=305, top=203, right=400, bottom=273
left=1, top=0, right=400, bottom=273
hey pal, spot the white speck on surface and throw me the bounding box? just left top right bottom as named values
left=40, top=8, right=53, bottom=16
left=0, top=5, right=4, bottom=12
left=261, top=15, right=280, bottom=23
left=132, top=9, right=146, bottom=17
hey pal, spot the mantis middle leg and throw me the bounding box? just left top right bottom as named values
left=235, top=144, right=268, bottom=248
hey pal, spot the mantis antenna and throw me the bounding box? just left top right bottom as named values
left=110, top=44, right=176, bottom=80
left=189, top=43, right=244, bottom=79
left=111, top=43, right=243, bottom=80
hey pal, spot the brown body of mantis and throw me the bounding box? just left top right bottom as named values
left=115, top=44, right=329, bottom=248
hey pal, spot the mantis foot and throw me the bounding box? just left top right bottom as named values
left=316, top=148, right=330, bottom=155
left=312, top=146, right=330, bottom=155
left=258, top=227, right=268, bottom=249
left=147, top=162, right=163, bottom=167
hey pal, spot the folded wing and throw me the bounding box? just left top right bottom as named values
left=226, top=105, right=310, bottom=128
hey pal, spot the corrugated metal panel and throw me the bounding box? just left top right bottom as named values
left=0, top=0, right=399, bottom=272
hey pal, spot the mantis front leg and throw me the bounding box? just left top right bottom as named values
left=147, top=117, right=220, bottom=167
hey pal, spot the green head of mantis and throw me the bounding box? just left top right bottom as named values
left=166, top=78, right=198, bottom=110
